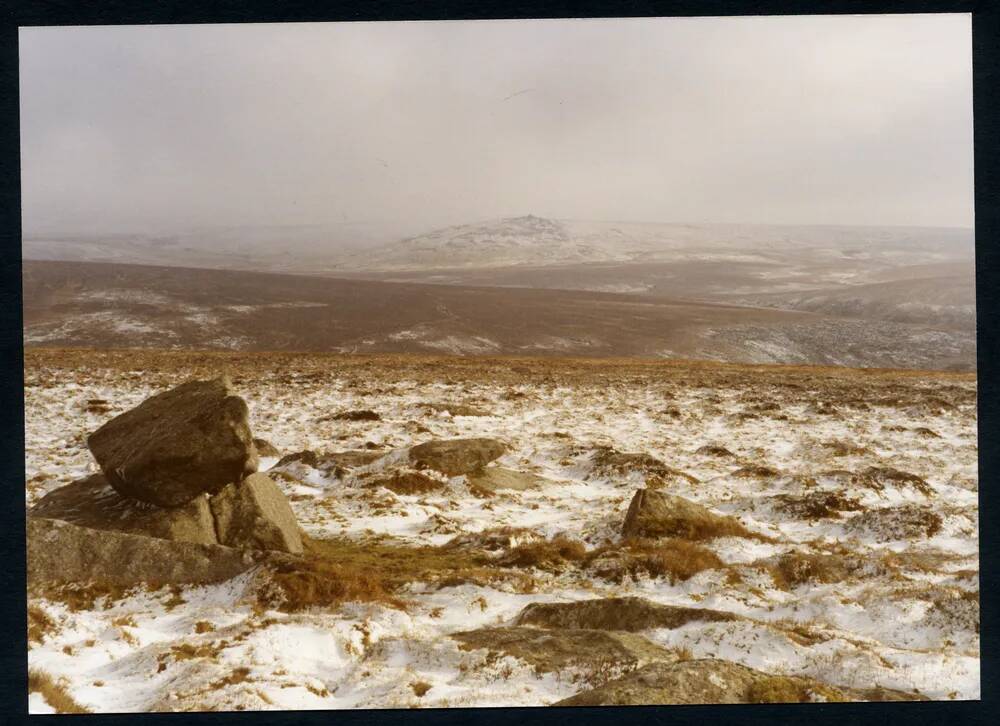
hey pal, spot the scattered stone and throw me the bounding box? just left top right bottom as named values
left=209, top=473, right=304, bottom=554
left=421, top=402, right=491, bottom=417
left=409, top=438, right=506, bottom=476
left=332, top=410, right=381, bottom=422
left=466, top=467, right=548, bottom=492
left=695, top=444, right=735, bottom=458
left=452, top=627, right=675, bottom=676
left=731, top=464, right=780, bottom=479
left=275, top=450, right=320, bottom=469
left=87, top=377, right=258, bottom=507
left=83, top=399, right=112, bottom=415
left=514, top=597, right=738, bottom=632
left=252, top=438, right=281, bottom=457
left=29, top=474, right=218, bottom=545
left=622, top=489, right=760, bottom=541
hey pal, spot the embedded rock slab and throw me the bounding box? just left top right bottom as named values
left=27, top=517, right=264, bottom=588
left=29, top=473, right=218, bottom=545
left=408, top=438, right=506, bottom=476
left=451, top=626, right=676, bottom=676
left=553, top=659, right=928, bottom=706
left=209, top=473, right=304, bottom=554
left=87, top=377, right=258, bottom=507
left=466, top=466, right=549, bottom=492
left=515, top=597, right=739, bottom=632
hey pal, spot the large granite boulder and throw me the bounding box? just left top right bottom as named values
left=409, top=438, right=506, bottom=476
left=29, top=473, right=218, bottom=545
left=210, top=473, right=304, bottom=554
left=87, top=377, right=258, bottom=508
left=621, top=489, right=757, bottom=541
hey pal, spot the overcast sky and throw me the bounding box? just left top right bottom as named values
left=19, top=14, right=973, bottom=241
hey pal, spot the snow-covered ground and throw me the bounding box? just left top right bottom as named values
left=24, top=350, right=979, bottom=711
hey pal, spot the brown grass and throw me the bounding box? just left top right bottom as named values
left=763, top=552, right=866, bottom=590
left=195, top=620, right=216, bottom=634
left=28, top=669, right=90, bottom=713
left=410, top=681, right=432, bottom=697
left=499, top=535, right=587, bottom=572
left=852, top=467, right=934, bottom=497
left=302, top=536, right=537, bottom=597
left=747, top=676, right=846, bottom=704
left=260, top=558, right=402, bottom=613
left=211, top=667, right=252, bottom=688
left=586, top=538, right=724, bottom=584
left=29, top=581, right=133, bottom=612
left=772, top=491, right=863, bottom=520
left=27, top=604, right=57, bottom=644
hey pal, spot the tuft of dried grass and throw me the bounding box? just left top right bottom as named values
left=27, top=604, right=57, bottom=644
left=772, top=491, right=863, bottom=520
left=586, top=538, right=724, bottom=584
left=747, top=676, right=846, bottom=704
left=499, top=534, right=587, bottom=572
left=762, top=551, right=866, bottom=590
left=28, top=669, right=90, bottom=713
left=260, top=558, right=402, bottom=613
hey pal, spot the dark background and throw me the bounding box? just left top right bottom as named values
left=0, top=1, right=995, bottom=724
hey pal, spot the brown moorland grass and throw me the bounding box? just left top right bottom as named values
left=27, top=604, right=57, bottom=644
left=28, top=669, right=89, bottom=714
left=263, top=535, right=543, bottom=612
left=586, top=538, right=725, bottom=584
left=498, top=534, right=587, bottom=572
left=23, top=348, right=975, bottom=395
left=746, top=675, right=847, bottom=704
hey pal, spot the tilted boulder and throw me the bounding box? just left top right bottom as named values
left=29, top=473, right=218, bottom=545
left=210, top=473, right=304, bottom=554
left=622, top=489, right=759, bottom=541
left=87, top=377, right=258, bottom=507
left=409, top=438, right=506, bottom=476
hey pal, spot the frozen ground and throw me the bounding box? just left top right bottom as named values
left=25, top=350, right=979, bottom=711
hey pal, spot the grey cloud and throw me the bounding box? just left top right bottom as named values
left=19, top=14, right=973, bottom=242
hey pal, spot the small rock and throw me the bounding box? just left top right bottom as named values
left=466, top=467, right=548, bottom=492
left=253, top=438, right=281, bottom=457
left=409, top=438, right=506, bottom=476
